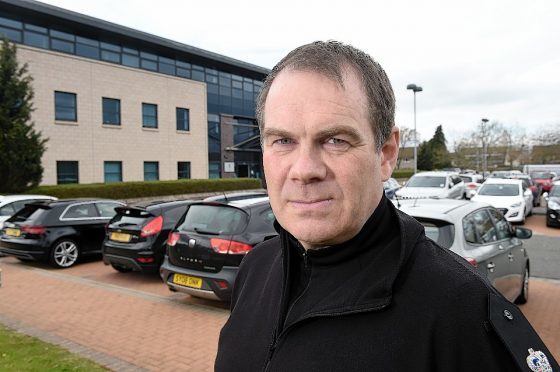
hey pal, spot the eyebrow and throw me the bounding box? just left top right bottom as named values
left=262, top=125, right=364, bottom=143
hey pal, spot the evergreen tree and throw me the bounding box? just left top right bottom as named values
left=0, top=39, right=47, bottom=193
left=417, top=141, right=433, bottom=170
left=430, top=125, right=452, bottom=169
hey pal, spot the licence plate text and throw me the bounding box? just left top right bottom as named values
left=172, top=274, right=203, bottom=289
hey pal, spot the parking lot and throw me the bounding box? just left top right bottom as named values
left=0, top=213, right=559, bottom=371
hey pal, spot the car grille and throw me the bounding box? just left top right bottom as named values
left=498, top=208, right=508, bottom=216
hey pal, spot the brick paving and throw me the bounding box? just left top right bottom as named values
left=0, top=213, right=559, bottom=371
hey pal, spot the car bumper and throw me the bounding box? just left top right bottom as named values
left=504, top=206, right=525, bottom=222
left=547, top=209, right=560, bottom=227
left=159, top=256, right=238, bottom=301
left=102, top=241, right=160, bottom=273
left=0, top=238, right=47, bottom=261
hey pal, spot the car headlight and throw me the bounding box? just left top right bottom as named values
left=549, top=200, right=560, bottom=210
left=510, top=202, right=522, bottom=208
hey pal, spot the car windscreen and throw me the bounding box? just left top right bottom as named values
left=460, top=176, right=472, bottom=183
left=407, top=176, right=446, bottom=188
left=7, top=204, right=50, bottom=223
left=531, top=172, right=552, bottom=179
left=413, top=218, right=455, bottom=249
left=478, top=184, right=519, bottom=196
left=550, top=187, right=560, bottom=197
left=177, top=205, right=248, bottom=235
left=111, top=208, right=154, bottom=227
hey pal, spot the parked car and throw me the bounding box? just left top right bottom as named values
left=203, top=191, right=268, bottom=203
left=471, top=178, right=533, bottom=224
left=160, top=197, right=277, bottom=301
left=0, top=199, right=124, bottom=268
left=545, top=186, right=560, bottom=227
left=0, top=195, right=57, bottom=229
left=394, top=198, right=532, bottom=303
left=383, top=178, right=401, bottom=199
left=459, top=174, right=484, bottom=199
left=488, top=170, right=522, bottom=179
left=102, top=200, right=195, bottom=274
left=530, top=171, right=556, bottom=193
left=395, top=171, right=465, bottom=200
left=508, top=174, right=541, bottom=207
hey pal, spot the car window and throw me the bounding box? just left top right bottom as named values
left=8, top=205, right=49, bottom=223
left=260, top=207, right=276, bottom=226
left=407, top=176, right=446, bottom=188
left=460, top=176, right=472, bottom=183
left=478, top=184, right=519, bottom=196
left=463, top=209, right=496, bottom=244
left=0, top=203, right=16, bottom=216
left=488, top=208, right=511, bottom=240
left=178, top=205, right=248, bottom=235
left=63, top=203, right=99, bottom=219
left=163, top=204, right=190, bottom=223
left=96, top=202, right=122, bottom=218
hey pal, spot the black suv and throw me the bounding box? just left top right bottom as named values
left=0, top=199, right=124, bottom=268
left=102, top=200, right=194, bottom=274
left=160, top=197, right=276, bottom=301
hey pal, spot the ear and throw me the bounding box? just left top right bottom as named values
left=380, top=126, right=400, bottom=182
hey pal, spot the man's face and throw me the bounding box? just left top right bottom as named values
left=262, top=68, right=398, bottom=249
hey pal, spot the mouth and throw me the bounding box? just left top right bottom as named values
left=288, top=198, right=333, bottom=210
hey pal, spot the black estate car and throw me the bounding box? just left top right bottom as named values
left=160, top=197, right=276, bottom=301
left=102, top=200, right=194, bottom=274
left=0, top=199, right=124, bottom=268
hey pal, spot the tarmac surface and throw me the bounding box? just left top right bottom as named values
left=0, top=213, right=559, bottom=371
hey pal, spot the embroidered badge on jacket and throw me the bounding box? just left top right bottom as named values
left=526, top=348, right=553, bottom=372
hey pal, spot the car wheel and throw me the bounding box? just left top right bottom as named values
left=515, top=266, right=529, bottom=304
left=111, top=263, right=132, bottom=273
left=50, top=239, right=79, bottom=268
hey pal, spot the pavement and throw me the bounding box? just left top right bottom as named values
left=0, top=214, right=559, bottom=371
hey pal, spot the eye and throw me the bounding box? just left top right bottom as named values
left=272, top=138, right=294, bottom=145
left=326, top=137, right=346, bottom=145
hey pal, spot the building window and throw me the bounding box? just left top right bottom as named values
left=144, top=162, right=159, bottom=181
left=176, top=108, right=190, bottom=131
left=104, top=161, right=122, bottom=183
left=142, top=103, right=158, bottom=128
left=56, top=161, right=79, bottom=184
left=102, top=98, right=121, bottom=125
left=55, top=91, right=77, bottom=122
left=178, top=162, right=191, bottom=179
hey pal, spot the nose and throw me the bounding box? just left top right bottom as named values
left=288, top=144, right=327, bottom=184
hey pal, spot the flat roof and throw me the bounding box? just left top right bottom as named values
left=0, top=0, right=270, bottom=79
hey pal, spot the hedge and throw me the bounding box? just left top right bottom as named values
left=391, top=169, right=414, bottom=179
left=25, top=178, right=262, bottom=200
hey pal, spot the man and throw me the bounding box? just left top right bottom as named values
left=215, top=41, right=558, bottom=371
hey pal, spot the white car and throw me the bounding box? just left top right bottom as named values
left=460, top=173, right=484, bottom=199
left=471, top=178, right=533, bottom=224
left=395, top=171, right=465, bottom=200
left=0, top=195, right=57, bottom=229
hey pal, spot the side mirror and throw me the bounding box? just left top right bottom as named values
left=515, top=227, right=532, bottom=239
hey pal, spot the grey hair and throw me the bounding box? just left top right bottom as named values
left=256, top=40, right=395, bottom=152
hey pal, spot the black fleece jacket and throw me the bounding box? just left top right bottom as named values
left=215, top=197, right=558, bottom=372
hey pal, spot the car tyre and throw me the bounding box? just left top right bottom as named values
left=515, top=266, right=529, bottom=304
left=111, top=263, right=132, bottom=273
left=50, top=239, right=79, bottom=268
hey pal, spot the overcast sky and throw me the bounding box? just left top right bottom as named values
left=40, top=0, right=560, bottom=147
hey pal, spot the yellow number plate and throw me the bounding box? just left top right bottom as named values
left=110, top=232, right=131, bottom=242
left=5, top=228, right=21, bottom=237
left=173, top=273, right=203, bottom=289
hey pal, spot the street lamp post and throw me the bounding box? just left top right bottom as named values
left=481, top=118, right=489, bottom=174
left=406, top=84, right=423, bottom=174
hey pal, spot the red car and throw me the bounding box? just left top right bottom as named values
left=531, top=172, right=555, bottom=193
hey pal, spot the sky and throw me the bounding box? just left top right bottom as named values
left=39, top=0, right=560, bottom=148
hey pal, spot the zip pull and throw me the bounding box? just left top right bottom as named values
left=302, top=250, right=309, bottom=268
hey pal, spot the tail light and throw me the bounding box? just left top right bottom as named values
left=141, top=215, right=163, bottom=237
left=167, top=231, right=180, bottom=247
left=466, top=183, right=478, bottom=189
left=465, top=257, right=478, bottom=267
left=137, top=257, right=155, bottom=263
left=21, top=225, right=46, bottom=235
left=210, top=238, right=252, bottom=254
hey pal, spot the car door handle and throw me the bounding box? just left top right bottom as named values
left=487, top=262, right=496, bottom=272
left=508, top=253, right=514, bottom=261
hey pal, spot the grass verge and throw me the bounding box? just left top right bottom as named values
left=0, top=324, right=108, bottom=371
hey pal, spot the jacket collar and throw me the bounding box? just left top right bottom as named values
left=276, top=197, right=425, bottom=324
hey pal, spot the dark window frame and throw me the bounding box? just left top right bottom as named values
left=56, top=161, right=79, bottom=184
left=102, top=97, right=121, bottom=125
left=176, top=107, right=190, bottom=131
left=142, top=103, right=158, bottom=128
left=54, top=91, right=77, bottom=122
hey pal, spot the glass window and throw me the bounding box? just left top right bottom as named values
left=464, top=209, right=496, bottom=244
left=122, top=54, right=139, bottom=68
left=101, top=50, right=120, bottom=63
left=243, top=82, right=253, bottom=92
left=176, top=60, right=191, bottom=69
left=142, top=103, right=158, bottom=128
left=0, top=203, right=16, bottom=216
left=122, top=47, right=138, bottom=55
left=104, top=161, right=122, bottom=183
left=76, top=43, right=99, bottom=59
left=178, top=204, right=248, bottom=235
left=232, top=80, right=243, bottom=89
left=176, top=107, right=190, bottom=131
left=50, top=30, right=74, bottom=41
left=0, top=17, right=22, bottom=29
left=488, top=208, right=512, bottom=240
left=23, top=31, right=49, bottom=49
left=159, top=61, right=175, bottom=75
left=144, top=162, right=159, bottom=181
left=140, top=51, right=157, bottom=60
left=56, top=161, right=79, bottom=184
left=51, top=38, right=74, bottom=54
left=100, top=42, right=120, bottom=52
left=140, top=59, right=157, bottom=71
left=55, top=91, right=77, bottom=122
left=62, top=203, right=99, bottom=219
left=192, top=65, right=205, bottom=82
left=0, top=26, right=22, bottom=42
left=209, top=161, right=221, bottom=179
left=95, top=202, right=121, bottom=218
left=176, top=68, right=191, bottom=79
left=178, top=162, right=191, bottom=179
left=102, top=98, right=121, bottom=125
left=206, top=74, right=218, bottom=84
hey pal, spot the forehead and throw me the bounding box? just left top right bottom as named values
left=263, top=68, right=370, bottom=131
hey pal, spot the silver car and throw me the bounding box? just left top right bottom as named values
left=394, top=198, right=532, bottom=304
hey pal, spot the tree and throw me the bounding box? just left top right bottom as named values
left=397, top=126, right=419, bottom=169
left=417, top=125, right=451, bottom=171
left=0, top=39, right=47, bottom=192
